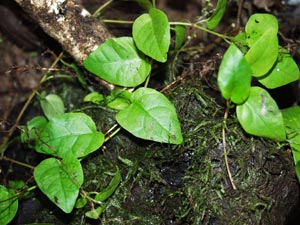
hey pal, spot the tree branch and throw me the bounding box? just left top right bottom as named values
left=14, top=0, right=113, bottom=64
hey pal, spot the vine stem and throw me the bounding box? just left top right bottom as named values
left=93, top=0, right=114, bottom=17
left=222, top=101, right=237, bottom=190
left=169, top=21, right=231, bottom=42
left=0, top=52, right=64, bottom=159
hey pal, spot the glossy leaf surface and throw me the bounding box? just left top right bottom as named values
left=206, top=0, right=227, bottom=29
left=0, top=185, right=18, bottom=225
left=40, top=94, right=64, bottom=120
left=116, top=88, right=183, bottom=144
left=34, top=157, right=83, bottom=213
left=245, top=29, right=278, bottom=77
left=236, top=87, right=286, bottom=141
left=83, top=37, right=151, bottom=87
left=218, top=43, right=251, bottom=104
left=282, top=106, right=300, bottom=180
left=258, top=49, right=300, bottom=88
left=133, top=8, right=170, bottom=62
left=35, top=113, right=104, bottom=158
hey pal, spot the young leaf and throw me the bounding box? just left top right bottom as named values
left=35, top=113, right=104, bottom=158
left=128, top=0, right=153, bottom=10
left=34, top=157, right=84, bottom=213
left=174, top=25, right=186, bottom=50
left=206, top=0, right=227, bottom=29
left=245, top=13, right=278, bottom=48
left=217, top=43, right=251, bottom=104
left=40, top=94, right=64, bottom=120
left=84, top=92, right=104, bottom=104
left=85, top=205, right=106, bottom=219
left=106, top=89, right=132, bottom=111
left=0, top=185, right=18, bottom=225
left=95, top=167, right=121, bottom=202
left=236, top=87, right=286, bottom=141
left=83, top=37, right=151, bottom=87
left=282, top=106, right=300, bottom=164
left=245, top=29, right=278, bottom=77
left=133, top=8, right=170, bottom=62
left=116, top=87, right=183, bottom=144
left=257, top=49, right=300, bottom=89
left=21, top=116, right=47, bottom=143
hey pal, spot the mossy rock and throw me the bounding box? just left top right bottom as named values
left=12, top=77, right=299, bottom=225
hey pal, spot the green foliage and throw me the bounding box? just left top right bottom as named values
left=218, top=13, right=299, bottom=142
left=133, top=8, right=170, bottom=62
left=282, top=106, right=300, bottom=181
left=236, top=87, right=286, bottom=141
left=0, top=185, right=18, bottom=225
left=34, top=157, right=84, bottom=213
left=116, top=88, right=183, bottom=144
left=32, top=113, right=104, bottom=158
left=83, top=37, right=151, bottom=87
left=206, top=0, right=227, bottom=29
left=174, top=25, right=186, bottom=50
left=217, top=43, right=251, bottom=104
left=40, top=94, right=64, bottom=120
left=257, top=48, right=300, bottom=89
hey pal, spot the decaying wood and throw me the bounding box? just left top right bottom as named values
left=14, top=0, right=113, bottom=64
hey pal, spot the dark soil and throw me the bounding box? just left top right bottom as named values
left=1, top=0, right=300, bottom=225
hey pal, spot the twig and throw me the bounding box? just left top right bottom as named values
left=222, top=102, right=237, bottom=190
left=0, top=52, right=64, bottom=158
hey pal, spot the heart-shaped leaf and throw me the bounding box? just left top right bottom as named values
left=116, top=87, right=182, bottom=144
left=245, top=13, right=278, bottom=47
left=83, top=37, right=151, bottom=87
left=34, top=157, right=83, bottom=213
left=206, top=0, right=227, bottom=29
left=40, top=94, right=64, bottom=120
left=217, top=43, right=251, bottom=104
left=245, top=29, right=278, bottom=77
left=35, top=112, right=104, bottom=158
left=258, top=49, right=300, bottom=89
left=282, top=106, right=300, bottom=163
left=236, top=87, right=286, bottom=141
left=133, top=8, right=170, bottom=62
left=0, top=185, right=18, bottom=225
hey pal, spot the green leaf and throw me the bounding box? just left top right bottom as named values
left=35, top=113, right=104, bottom=158
left=245, top=29, right=278, bottom=77
left=133, top=8, right=170, bottom=62
left=236, top=87, right=286, bottom=141
left=217, top=43, right=251, bottom=104
left=245, top=13, right=278, bottom=48
left=85, top=205, right=106, bottom=219
left=84, top=92, right=104, bottom=103
left=21, top=116, right=48, bottom=143
left=282, top=106, right=300, bottom=168
left=174, top=25, right=186, bottom=50
left=116, top=87, right=183, bottom=144
left=257, top=49, right=300, bottom=89
left=107, top=89, right=132, bottom=110
left=0, top=185, right=18, bottom=225
left=206, top=0, right=227, bottom=29
left=95, top=167, right=121, bottom=202
left=83, top=37, right=151, bottom=87
left=75, top=196, right=87, bottom=209
left=34, top=157, right=83, bottom=213
left=40, top=94, right=64, bottom=120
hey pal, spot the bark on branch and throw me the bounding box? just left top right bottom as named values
left=14, top=0, right=113, bottom=64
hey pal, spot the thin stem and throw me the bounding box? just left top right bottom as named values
left=222, top=101, right=237, bottom=190
left=0, top=52, right=64, bottom=159
left=169, top=21, right=232, bottom=42
left=152, top=0, right=156, bottom=8
left=2, top=156, right=35, bottom=170
left=104, top=124, right=121, bottom=142
left=102, top=19, right=134, bottom=25
left=93, top=0, right=114, bottom=17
